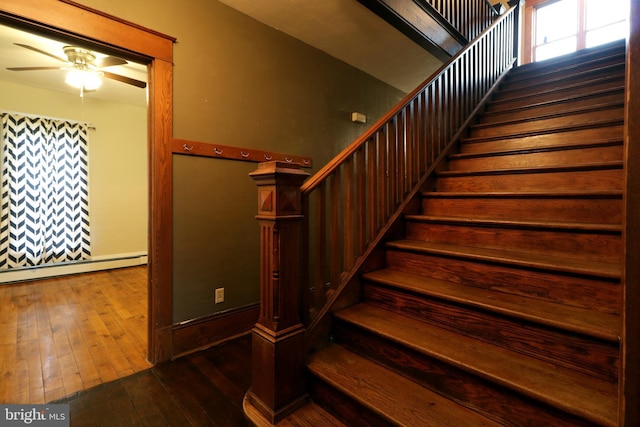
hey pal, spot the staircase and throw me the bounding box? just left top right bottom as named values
left=306, top=41, right=624, bottom=426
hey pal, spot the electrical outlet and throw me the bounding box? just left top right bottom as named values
left=215, top=287, right=224, bottom=304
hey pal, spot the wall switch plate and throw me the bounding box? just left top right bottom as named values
left=215, top=287, right=224, bottom=304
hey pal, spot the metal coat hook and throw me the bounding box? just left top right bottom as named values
left=214, top=147, right=223, bottom=155
left=241, top=151, right=250, bottom=158
left=183, top=144, right=193, bottom=152
left=264, top=154, right=272, bottom=161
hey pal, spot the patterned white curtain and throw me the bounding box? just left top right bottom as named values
left=0, top=112, right=91, bottom=269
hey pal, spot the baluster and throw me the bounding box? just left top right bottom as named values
left=312, top=183, right=327, bottom=318
left=419, top=90, right=428, bottom=175
left=396, top=110, right=406, bottom=201
left=412, top=96, right=420, bottom=182
left=344, top=156, right=355, bottom=269
left=377, top=128, right=388, bottom=230
left=356, top=147, right=367, bottom=252
left=366, top=138, right=378, bottom=241
left=388, top=117, right=398, bottom=211
left=329, top=169, right=342, bottom=294
left=428, top=84, right=436, bottom=165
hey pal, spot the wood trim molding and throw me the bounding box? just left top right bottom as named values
left=0, top=0, right=175, bottom=364
left=0, top=0, right=174, bottom=61
left=172, top=304, right=259, bottom=359
left=622, top=1, right=640, bottom=424
left=173, top=138, right=313, bottom=168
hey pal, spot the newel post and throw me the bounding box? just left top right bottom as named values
left=247, top=161, right=310, bottom=423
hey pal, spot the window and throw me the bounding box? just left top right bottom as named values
left=0, top=112, right=91, bottom=269
left=525, top=0, right=630, bottom=62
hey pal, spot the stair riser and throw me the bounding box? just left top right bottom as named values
left=404, top=222, right=621, bottom=263
left=469, top=108, right=624, bottom=139
left=332, top=322, right=596, bottom=427
left=501, top=61, right=625, bottom=92
left=308, top=376, right=394, bottom=427
left=362, top=283, right=619, bottom=383
left=448, top=145, right=623, bottom=171
left=436, top=168, right=622, bottom=192
left=421, top=196, right=622, bottom=224
left=489, top=78, right=624, bottom=111
left=479, top=91, right=624, bottom=124
left=385, top=249, right=621, bottom=314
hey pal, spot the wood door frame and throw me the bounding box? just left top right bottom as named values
left=622, top=0, right=639, bottom=424
left=0, top=0, right=175, bottom=364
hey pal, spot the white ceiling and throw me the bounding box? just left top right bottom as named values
left=0, top=24, right=148, bottom=106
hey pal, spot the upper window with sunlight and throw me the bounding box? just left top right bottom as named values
left=585, top=0, right=629, bottom=48
left=533, top=0, right=630, bottom=62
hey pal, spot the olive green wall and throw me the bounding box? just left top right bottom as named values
left=76, top=0, right=406, bottom=323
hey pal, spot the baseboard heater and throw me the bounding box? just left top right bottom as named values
left=0, top=252, right=148, bottom=284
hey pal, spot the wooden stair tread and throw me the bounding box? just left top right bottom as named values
left=460, top=119, right=624, bottom=144
left=495, top=70, right=626, bottom=100
left=507, top=53, right=626, bottom=83
left=385, top=239, right=621, bottom=279
left=513, top=41, right=626, bottom=78
left=362, top=268, right=620, bottom=341
left=404, top=214, right=621, bottom=233
left=450, top=137, right=623, bottom=160
left=308, top=344, right=503, bottom=427
left=495, top=73, right=625, bottom=103
left=472, top=101, right=624, bottom=130
left=437, top=160, right=622, bottom=177
left=244, top=397, right=347, bottom=427
left=421, top=190, right=622, bottom=199
left=484, top=87, right=624, bottom=116
left=502, top=61, right=625, bottom=90
left=335, top=304, right=618, bottom=427
left=282, top=402, right=347, bottom=427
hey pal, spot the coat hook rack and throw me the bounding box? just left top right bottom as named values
left=172, top=138, right=312, bottom=168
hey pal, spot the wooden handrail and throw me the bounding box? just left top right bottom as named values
left=301, top=4, right=521, bottom=332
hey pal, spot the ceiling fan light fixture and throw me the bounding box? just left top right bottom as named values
left=65, top=68, right=103, bottom=91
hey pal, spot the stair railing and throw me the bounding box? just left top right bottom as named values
left=245, top=4, right=521, bottom=424
left=302, top=3, right=521, bottom=333
left=424, top=0, right=501, bottom=41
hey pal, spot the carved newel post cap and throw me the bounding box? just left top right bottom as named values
left=250, top=161, right=310, bottom=218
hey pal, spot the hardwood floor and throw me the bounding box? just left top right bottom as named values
left=0, top=266, right=151, bottom=404
left=55, top=335, right=252, bottom=427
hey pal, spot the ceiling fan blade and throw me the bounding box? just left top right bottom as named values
left=95, top=56, right=128, bottom=68
left=102, top=71, right=147, bottom=88
left=7, top=66, right=61, bottom=71
left=14, top=43, right=67, bottom=63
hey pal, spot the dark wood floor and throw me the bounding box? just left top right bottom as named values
left=55, top=334, right=252, bottom=427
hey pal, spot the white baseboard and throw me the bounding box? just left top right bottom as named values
left=0, top=252, right=148, bottom=284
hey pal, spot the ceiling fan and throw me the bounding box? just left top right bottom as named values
left=6, top=43, right=146, bottom=94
